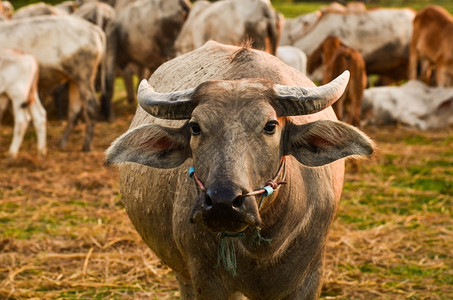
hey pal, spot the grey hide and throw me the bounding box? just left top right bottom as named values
left=106, top=41, right=374, bottom=299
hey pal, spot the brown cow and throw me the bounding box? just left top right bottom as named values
left=308, top=36, right=367, bottom=127
left=105, top=41, right=374, bottom=299
left=409, top=5, right=453, bottom=86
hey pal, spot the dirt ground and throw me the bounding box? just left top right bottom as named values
left=0, top=102, right=452, bottom=299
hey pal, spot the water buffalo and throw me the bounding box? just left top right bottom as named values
left=106, top=41, right=374, bottom=299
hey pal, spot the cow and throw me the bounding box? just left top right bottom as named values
left=74, top=1, right=115, bottom=32
left=276, top=45, right=307, bottom=74
left=174, top=0, right=281, bottom=56
left=101, top=0, right=191, bottom=119
left=0, top=49, right=46, bottom=158
left=105, top=41, right=374, bottom=299
left=280, top=2, right=365, bottom=47
left=76, top=0, right=115, bottom=7
left=0, top=1, right=13, bottom=20
left=55, top=1, right=77, bottom=14
left=0, top=16, right=106, bottom=151
left=113, top=0, right=138, bottom=12
left=281, top=6, right=415, bottom=84
left=409, top=5, right=453, bottom=87
left=308, top=36, right=367, bottom=127
left=362, top=80, right=453, bottom=130
left=12, top=2, right=65, bottom=19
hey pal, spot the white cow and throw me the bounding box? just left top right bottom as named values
left=0, top=16, right=106, bottom=151
left=0, top=1, right=13, bottom=20
left=174, top=0, right=280, bottom=56
left=276, top=45, right=307, bottom=74
left=12, top=2, right=65, bottom=19
left=0, top=49, right=46, bottom=158
left=74, top=1, right=115, bottom=32
left=281, top=7, right=415, bottom=83
left=362, top=80, right=453, bottom=130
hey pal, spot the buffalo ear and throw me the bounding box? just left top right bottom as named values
left=105, top=124, right=191, bottom=169
left=286, top=120, right=374, bottom=167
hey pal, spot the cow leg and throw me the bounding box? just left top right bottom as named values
left=408, top=39, right=419, bottom=81
left=351, top=96, right=362, bottom=127
left=420, top=58, right=434, bottom=86
left=0, top=94, right=8, bottom=124
left=28, top=94, right=47, bottom=157
left=80, top=86, right=98, bottom=152
left=350, top=83, right=362, bottom=127
left=436, top=65, right=449, bottom=87
left=122, top=65, right=136, bottom=104
left=59, top=81, right=81, bottom=150
left=9, top=99, right=31, bottom=158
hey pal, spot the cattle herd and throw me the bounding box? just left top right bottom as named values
left=0, top=0, right=452, bottom=299
left=1, top=0, right=452, bottom=157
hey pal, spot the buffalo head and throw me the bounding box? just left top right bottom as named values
left=106, top=71, right=373, bottom=234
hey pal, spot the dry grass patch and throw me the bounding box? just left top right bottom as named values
left=1, top=107, right=452, bottom=299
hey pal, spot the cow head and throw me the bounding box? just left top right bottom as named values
left=106, top=71, right=374, bottom=233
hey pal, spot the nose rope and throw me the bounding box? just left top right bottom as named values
left=188, top=166, right=205, bottom=191
left=187, top=157, right=287, bottom=277
left=188, top=156, right=287, bottom=207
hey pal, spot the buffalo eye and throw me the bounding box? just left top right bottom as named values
left=264, top=120, right=278, bottom=135
left=189, top=122, right=201, bottom=136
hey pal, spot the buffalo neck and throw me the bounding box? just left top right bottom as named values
left=237, top=157, right=339, bottom=260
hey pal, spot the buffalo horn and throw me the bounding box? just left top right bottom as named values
left=137, top=79, right=196, bottom=120
left=273, top=70, right=350, bottom=116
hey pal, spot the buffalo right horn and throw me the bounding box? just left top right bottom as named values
left=273, top=70, right=350, bottom=116
left=137, top=79, right=196, bottom=120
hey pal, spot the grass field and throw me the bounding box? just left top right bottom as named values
left=1, top=78, right=452, bottom=299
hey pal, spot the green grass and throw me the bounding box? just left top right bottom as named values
left=273, top=0, right=453, bottom=17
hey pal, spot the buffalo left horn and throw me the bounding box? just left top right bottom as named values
left=137, top=79, right=196, bottom=120
left=273, top=70, right=350, bottom=116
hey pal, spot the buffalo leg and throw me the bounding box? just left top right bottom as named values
left=175, top=273, right=195, bottom=300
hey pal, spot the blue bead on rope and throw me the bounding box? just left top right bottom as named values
left=258, top=186, right=274, bottom=208
left=263, top=185, right=274, bottom=197
left=188, top=166, right=195, bottom=178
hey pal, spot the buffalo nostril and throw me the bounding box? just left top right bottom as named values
left=232, top=196, right=244, bottom=208
left=204, top=195, right=213, bottom=208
